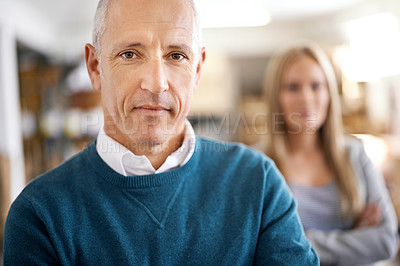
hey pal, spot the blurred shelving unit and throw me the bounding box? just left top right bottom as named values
left=18, top=45, right=102, bottom=183
left=18, top=45, right=62, bottom=182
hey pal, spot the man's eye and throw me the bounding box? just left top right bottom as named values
left=120, top=51, right=136, bottom=59
left=169, top=53, right=186, bottom=60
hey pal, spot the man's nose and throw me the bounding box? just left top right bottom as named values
left=140, top=59, right=169, bottom=94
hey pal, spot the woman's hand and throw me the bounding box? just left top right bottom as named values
left=353, top=203, right=381, bottom=229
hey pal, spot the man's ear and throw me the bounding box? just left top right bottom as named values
left=194, top=47, right=206, bottom=87
left=85, top=43, right=102, bottom=91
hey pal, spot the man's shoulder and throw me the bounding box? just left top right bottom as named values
left=196, top=137, right=275, bottom=168
left=22, top=144, right=93, bottom=196
left=193, top=137, right=288, bottom=204
left=197, top=137, right=259, bottom=153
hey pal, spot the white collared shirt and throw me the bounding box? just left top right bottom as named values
left=96, top=120, right=196, bottom=176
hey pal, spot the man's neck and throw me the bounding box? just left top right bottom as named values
left=133, top=134, right=185, bottom=170
left=104, top=124, right=185, bottom=170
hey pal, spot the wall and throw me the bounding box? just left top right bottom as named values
left=0, top=19, right=26, bottom=203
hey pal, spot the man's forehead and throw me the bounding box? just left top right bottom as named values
left=103, top=0, right=197, bottom=50
left=107, top=0, right=195, bottom=27
left=106, top=26, right=196, bottom=51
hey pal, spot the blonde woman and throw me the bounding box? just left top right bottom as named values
left=262, top=42, right=398, bottom=265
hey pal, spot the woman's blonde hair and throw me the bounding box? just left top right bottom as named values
left=263, top=41, right=362, bottom=218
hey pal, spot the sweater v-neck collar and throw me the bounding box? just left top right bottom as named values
left=85, top=138, right=199, bottom=189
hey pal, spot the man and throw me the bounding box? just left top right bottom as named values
left=4, top=0, right=319, bottom=264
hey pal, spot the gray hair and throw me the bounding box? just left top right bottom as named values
left=92, top=0, right=109, bottom=55
left=92, top=0, right=202, bottom=56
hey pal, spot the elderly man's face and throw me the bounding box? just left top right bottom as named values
left=87, top=0, right=205, bottom=149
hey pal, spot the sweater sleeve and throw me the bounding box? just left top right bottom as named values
left=3, top=194, right=60, bottom=265
left=305, top=142, right=399, bottom=265
left=254, top=162, right=319, bottom=265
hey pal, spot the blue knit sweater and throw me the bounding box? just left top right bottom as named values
left=4, top=138, right=318, bottom=265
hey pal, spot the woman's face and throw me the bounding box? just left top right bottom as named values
left=279, top=55, right=331, bottom=134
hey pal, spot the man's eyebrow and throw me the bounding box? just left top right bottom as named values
left=111, top=43, right=195, bottom=55
left=167, top=44, right=194, bottom=54
left=112, top=42, right=143, bottom=54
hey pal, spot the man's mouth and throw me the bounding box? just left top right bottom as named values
left=134, top=104, right=170, bottom=115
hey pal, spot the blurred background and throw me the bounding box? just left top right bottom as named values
left=0, top=0, right=400, bottom=261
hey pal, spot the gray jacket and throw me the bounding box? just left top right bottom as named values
left=306, top=137, right=399, bottom=266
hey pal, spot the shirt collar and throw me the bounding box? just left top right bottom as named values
left=96, top=120, right=196, bottom=176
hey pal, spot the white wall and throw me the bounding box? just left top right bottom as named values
left=0, top=17, right=26, bottom=201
